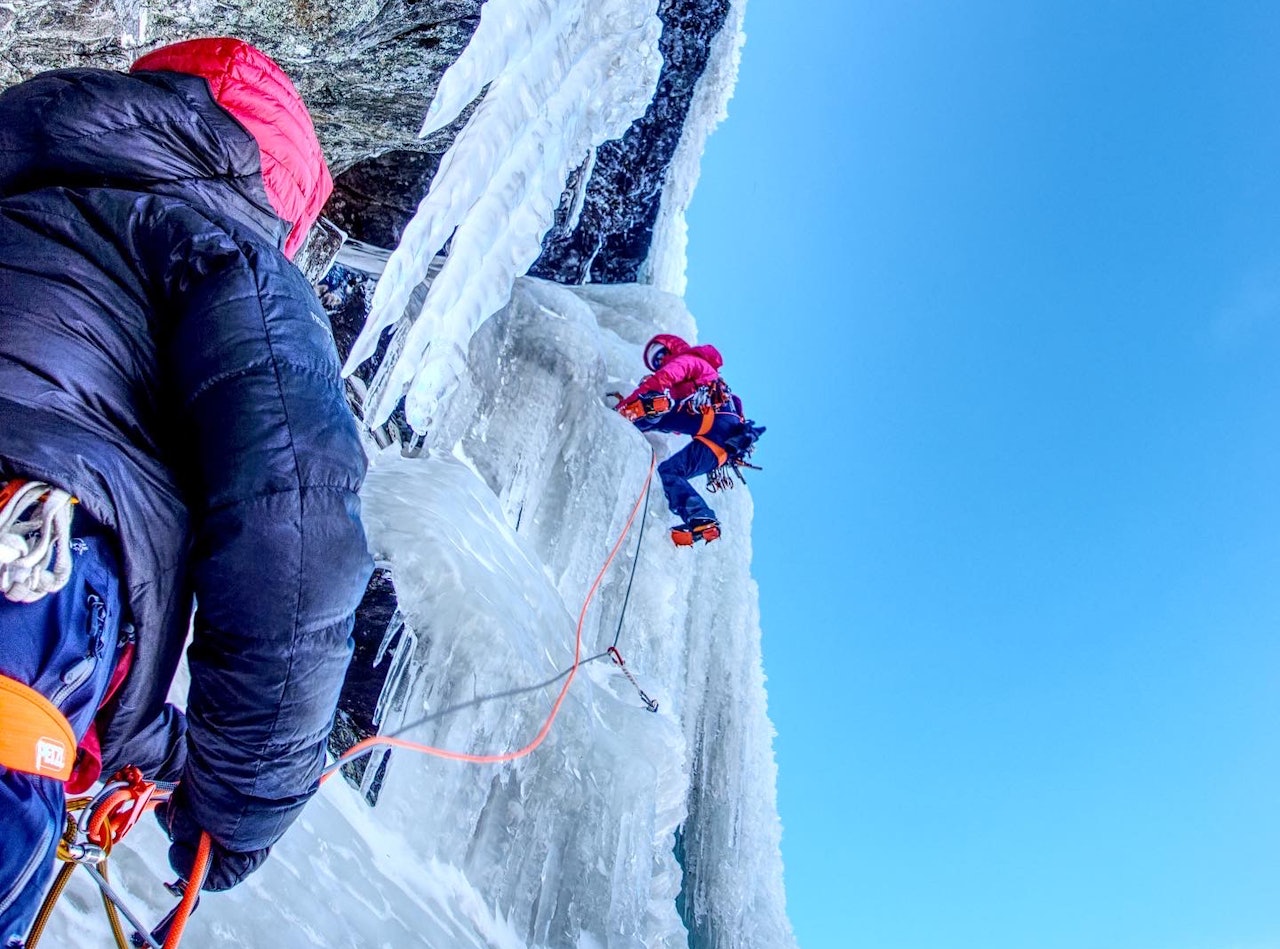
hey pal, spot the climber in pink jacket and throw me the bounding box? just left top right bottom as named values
left=614, top=334, right=756, bottom=546
left=619, top=334, right=724, bottom=409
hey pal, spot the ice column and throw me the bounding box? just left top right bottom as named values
left=344, top=0, right=663, bottom=436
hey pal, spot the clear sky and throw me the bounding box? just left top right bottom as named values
left=684, top=4, right=1280, bottom=948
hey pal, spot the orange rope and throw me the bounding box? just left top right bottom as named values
left=162, top=832, right=210, bottom=949
left=86, top=788, right=134, bottom=847
left=325, top=450, right=657, bottom=775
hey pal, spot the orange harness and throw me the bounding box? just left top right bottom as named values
left=0, top=674, right=75, bottom=781
left=693, top=407, right=729, bottom=465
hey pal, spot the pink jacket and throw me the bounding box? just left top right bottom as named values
left=625, top=333, right=723, bottom=404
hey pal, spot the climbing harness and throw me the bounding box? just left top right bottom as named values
left=0, top=479, right=77, bottom=603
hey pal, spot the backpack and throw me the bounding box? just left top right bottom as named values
left=723, top=419, right=765, bottom=464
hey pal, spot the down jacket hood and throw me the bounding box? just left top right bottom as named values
left=131, top=38, right=332, bottom=259
left=0, top=38, right=330, bottom=260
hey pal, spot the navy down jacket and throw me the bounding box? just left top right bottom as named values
left=0, top=64, right=372, bottom=853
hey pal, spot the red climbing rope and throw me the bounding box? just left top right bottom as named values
left=327, top=449, right=657, bottom=773
left=162, top=834, right=210, bottom=949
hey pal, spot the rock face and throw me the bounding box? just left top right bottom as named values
left=529, top=0, right=734, bottom=285
left=1, top=0, right=728, bottom=276
left=0, top=0, right=483, bottom=175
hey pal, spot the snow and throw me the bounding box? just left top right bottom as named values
left=47, top=279, right=793, bottom=948
left=343, top=0, right=664, bottom=436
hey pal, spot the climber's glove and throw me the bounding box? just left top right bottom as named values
left=156, top=790, right=271, bottom=891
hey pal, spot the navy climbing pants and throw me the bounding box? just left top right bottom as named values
left=0, top=520, right=122, bottom=945
left=641, top=409, right=742, bottom=526
left=658, top=440, right=720, bottom=525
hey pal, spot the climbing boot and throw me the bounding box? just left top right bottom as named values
left=670, top=518, right=720, bottom=546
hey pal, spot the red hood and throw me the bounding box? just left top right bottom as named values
left=131, top=37, right=331, bottom=259
left=645, top=334, right=723, bottom=372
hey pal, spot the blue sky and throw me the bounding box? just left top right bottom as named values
left=684, top=3, right=1280, bottom=948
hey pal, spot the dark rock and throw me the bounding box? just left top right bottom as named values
left=0, top=0, right=483, bottom=174
left=529, top=0, right=734, bottom=284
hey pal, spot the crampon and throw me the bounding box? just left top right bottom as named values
left=670, top=519, right=720, bottom=546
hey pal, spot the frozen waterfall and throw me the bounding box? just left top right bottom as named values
left=51, top=279, right=794, bottom=949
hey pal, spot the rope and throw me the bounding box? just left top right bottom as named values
left=611, top=451, right=653, bottom=650
left=324, top=449, right=657, bottom=775
left=0, top=479, right=76, bottom=602
left=161, top=835, right=210, bottom=949
left=26, top=774, right=176, bottom=949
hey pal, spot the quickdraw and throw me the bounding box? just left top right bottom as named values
left=706, top=459, right=762, bottom=493
left=607, top=647, right=659, bottom=713
left=706, top=464, right=736, bottom=493
left=682, top=378, right=733, bottom=414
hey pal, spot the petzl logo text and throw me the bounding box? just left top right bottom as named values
left=35, top=737, right=67, bottom=774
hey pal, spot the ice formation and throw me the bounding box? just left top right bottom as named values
left=343, top=0, right=664, bottom=435
left=50, top=279, right=794, bottom=949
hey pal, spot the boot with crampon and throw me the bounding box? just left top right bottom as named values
left=670, top=518, right=720, bottom=546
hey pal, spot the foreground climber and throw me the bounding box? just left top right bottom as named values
left=0, top=38, right=372, bottom=942
left=615, top=334, right=763, bottom=546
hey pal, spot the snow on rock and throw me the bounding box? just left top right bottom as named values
left=344, top=0, right=664, bottom=437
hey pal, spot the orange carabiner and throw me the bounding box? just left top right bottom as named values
left=87, top=766, right=157, bottom=847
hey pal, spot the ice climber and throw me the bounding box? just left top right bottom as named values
left=616, top=334, right=764, bottom=546
left=0, top=38, right=373, bottom=942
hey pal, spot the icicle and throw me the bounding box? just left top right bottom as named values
left=344, top=0, right=663, bottom=435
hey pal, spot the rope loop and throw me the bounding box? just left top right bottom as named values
left=0, top=479, right=77, bottom=603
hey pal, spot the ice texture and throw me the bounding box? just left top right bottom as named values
left=343, top=0, right=664, bottom=436
left=48, top=279, right=794, bottom=949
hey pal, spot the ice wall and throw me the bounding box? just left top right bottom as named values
left=51, top=279, right=793, bottom=949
